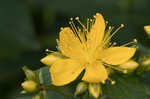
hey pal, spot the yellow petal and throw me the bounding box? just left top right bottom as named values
left=101, top=47, right=136, bottom=65
left=40, top=52, right=62, bottom=66
left=87, top=13, right=105, bottom=51
left=58, top=27, right=85, bottom=60
left=144, top=25, right=150, bottom=35
left=82, top=61, right=108, bottom=83
left=50, top=59, right=84, bottom=86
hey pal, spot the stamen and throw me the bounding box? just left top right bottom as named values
left=87, top=18, right=89, bottom=32
left=70, top=17, right=73, bottom=21
left=96, top=13, right=100, bottom=16
left=111, top=81, right=116, bottom=85
left=75, top=17, right=86, bottom=29
left=101, top=80, right=106, bottom=84
left=75, top=17, right=88, bottom=41
left=60, top=27, right=63, bottom=30
left=110, top=24, right=124, bottom=39
left=45, top=49, right=54, bottom=52
left=69, top=20, right=82, bottom=43
left=110, top=42, right=117, bottom=47
left=75, top=17, right=79, bottom=20
left=102, top=24, right=124, bottom=47
left=90, top=19, right=94, bottom=26
left=108, top=78, right=116, bottom=85
left=109, top=26, right=112, bottom=30
left=105, top=21, right=108, bottom=24
left=112, top=42, right=117, bottom=46
left=102, top=26, right=114, bottom=47
left=105, top=64, right=127, bottom=73
left=122, top=39, right=137, bottom=47
left=105, top=21, right=108, bottom=27
left=93, top=15, right=96, bottom=18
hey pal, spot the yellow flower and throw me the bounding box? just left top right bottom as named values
left=41, top=13, right=136, bottom=86
left=144, top=25, right=150, bottom=35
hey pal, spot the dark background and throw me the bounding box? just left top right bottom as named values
left=0, top=0, right=150, bottom=98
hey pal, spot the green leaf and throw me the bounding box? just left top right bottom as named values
left=102, top=74, right=150, bottom=99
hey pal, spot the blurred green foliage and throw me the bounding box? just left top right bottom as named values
left=0, top=0, right=150, bottom=99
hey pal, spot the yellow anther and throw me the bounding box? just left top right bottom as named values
left=101, top=80, right=105, bottom=84
left=105, top=21, right=108, bottom=24
left=108, top=26, right=112, bottom=29
left=75, top=17, right=79, bottom=20
left=96, top=13, right=100, bottom=16
left=112, top=42, right=117, bottom=46
left=70, top=17, right=73, bottom=21
left=120, top=24, right=124, bottom=27
left=45, top=49, right=49, bottom=52
left=93, top=15, right=96, bottom=18
left=111, top=81, right=116, bottom=85
left=133, top=39, right=137, bottom=43
left=69, top=21, right=72, bottom=24
left=60, top=27, right=64, bottom=30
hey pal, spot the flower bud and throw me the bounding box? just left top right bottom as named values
left=32, top=94, right=41, bottom=99
left=144, top=25, right=150, bottom=36
left=74, top=82, right=88, bottom=96
left=119, top=60, right=139, bottom=72
left=22, top=66, right=38, bottom=82
left=21, top=80, right=39, bottom=92
left=141, top=59, right=150, bottom=71
left=40, top=52, right=62, bottom=66
left=88, top=83, right=101, bottom=98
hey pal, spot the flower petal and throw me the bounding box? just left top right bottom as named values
left=82, top=61, right=108, bottom=83
left=87, top=13, right=105, bottom=51
left=50, top=59, right=84, bottom=86
left=58, top=27, right=85, bottom=60
left=101, top=47, right=136, bottom=65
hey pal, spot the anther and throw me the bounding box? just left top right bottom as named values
left=111, top=81, right=116, bottom=85
left=69, top=21, right=72, bottom=24
left=96, top=13, right=100, bottom=16
left=45, top=49, right=54, bottom=52
left=60, top=27, right=63, bottom=30
left=120, top=24, right=124, bottom=28
left=102, top=80, right=105, bottom=84
left=70, top=17, right=73, bottom=21
left=93, top=15, right=96, bottom=18
left=108, top=26, right=111, bottom=30
left=133, top=39, right=137, bottom=43
left=105, top=21, right=108, bottom=24
left=45, top=49, right=49, bottom=52
left=75, top=17, right=79, bottom=20
left=112, top=42, right=117, bottom=46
